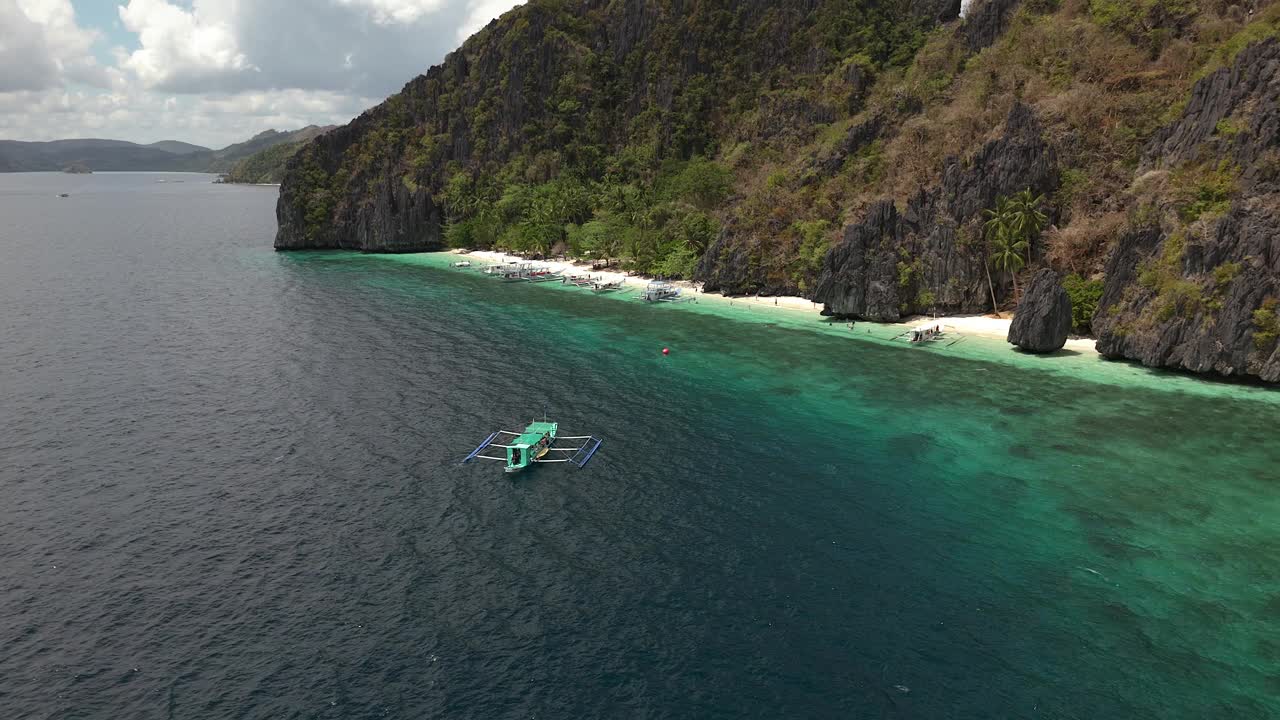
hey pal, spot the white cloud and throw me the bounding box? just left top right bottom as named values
left=111, top=0, right=473, bottom=95
left=456, top=0, right=523, bottom=43
left=0, top=0, right=105, bottom=91
left=337, top=0, right=446, bottom=25
left=118, top=0, right=255, bottom=91
left=0, top=1, right=58, bottom=92
left=0, top=85, right=374, bottom=146
left=0, top=0, right=530, bottom=146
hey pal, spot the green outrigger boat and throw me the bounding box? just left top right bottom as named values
left=462, top=420, right=602, bottom=473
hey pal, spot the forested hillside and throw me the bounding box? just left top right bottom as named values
left=221, top=143, right=304, bottom=184
left=219, top=127, right=335, bottom=183
left=276, top=0, right=1280, bottom=382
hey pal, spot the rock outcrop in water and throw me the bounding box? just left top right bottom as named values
left=1008, top=269, right=1071, bottom=353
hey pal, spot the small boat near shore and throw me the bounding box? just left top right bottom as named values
left=498, top=263, right=537, bottom=281
left=897, top=320, right=948, bottom=343
left=638, top=280, right=692, bottom=303
left=483, top=261, right=524, bottom=276
left=527, top=271, right=564, bottom=282
left=563, top=274, right=599, bottom=287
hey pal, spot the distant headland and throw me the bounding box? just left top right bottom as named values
left=1, top=127, right=334, bottom=183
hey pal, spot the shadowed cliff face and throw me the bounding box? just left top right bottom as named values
left=1094, top=38, right=1280, bottom=383
left=275, top=119, right=444, bottom=252
left=813, top=103, right=1057, bottom=320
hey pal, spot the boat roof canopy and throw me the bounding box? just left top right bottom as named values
left=513, top=421, right=556, bottom=446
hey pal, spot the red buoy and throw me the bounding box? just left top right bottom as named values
left=662, top=347, right=670, bottom=355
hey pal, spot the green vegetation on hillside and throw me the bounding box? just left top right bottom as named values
left=1063, top=273, right=1104, bottom=334
left=289, top=0, right=948, bottom=261
left=442, top=156, right=730, bottom=276
left=288, top=0, right=1280, bottom=312
left=223, top=142, right=305, bottom=184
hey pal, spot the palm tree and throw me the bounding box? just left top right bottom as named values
left=982, top=197, right=1016, bottom=315
left=1008, top=189, right=1047, bottom=265
left=983, top=196, right=1016, bottom=241
left=990, top=231, right=1029, bottom=302
left=613, top=184, right=656, bottom=265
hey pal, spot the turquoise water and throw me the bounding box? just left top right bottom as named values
left=362, top=252, right=1280, bottom=717
left=3, top=173, right=1278, bottom=718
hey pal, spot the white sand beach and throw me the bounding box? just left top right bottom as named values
left=453, top=250, right=1098, bottom=353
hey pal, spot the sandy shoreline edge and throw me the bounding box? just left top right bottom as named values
left=455, top=250, right=1098, bottom=353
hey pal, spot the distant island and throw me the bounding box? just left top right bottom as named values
left=0, top=127, right=334, bottom=179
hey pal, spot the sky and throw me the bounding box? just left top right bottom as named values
left=0, top=0, right=526, bottom=148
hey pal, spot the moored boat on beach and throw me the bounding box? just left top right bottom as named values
left=483, top=261, right=522, bottom=276
left=527, top=271, right=564, bottom=282
left=563, top=274, right=599, bottom=287
left=498, top=263, right=537, bottom=280
left=906, top=321, right=945, bottom=343
left=639, top=280, right=691, bottom=303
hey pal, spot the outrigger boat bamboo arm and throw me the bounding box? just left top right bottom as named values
left=461, top=424, right=602, bottom=470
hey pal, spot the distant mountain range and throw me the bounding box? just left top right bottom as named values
left=0, top=127, right=334, bottom=175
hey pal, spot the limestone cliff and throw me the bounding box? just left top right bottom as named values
left=813, top=103, right=1056, bottom=320
left=275, top=0, right=964, bottom=252
left=1094, top=38, right=1280, bottom=382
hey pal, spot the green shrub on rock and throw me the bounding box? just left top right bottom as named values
left=1063, top=274, right=1104, bottom=334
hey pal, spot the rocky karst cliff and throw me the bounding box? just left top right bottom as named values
left=812, top=103, right=1056, bottom=320
left=276, top=0, right=963, bottom=253
left=1094, top=37, right=1280, bottom=382
left=276, top=0, right=1280, bottom=382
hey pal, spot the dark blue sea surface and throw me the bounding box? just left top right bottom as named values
left=2, top=173, right=1278, bottom=719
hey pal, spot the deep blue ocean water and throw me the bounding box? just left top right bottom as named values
left=2, top=173, right=1279, bottom=719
